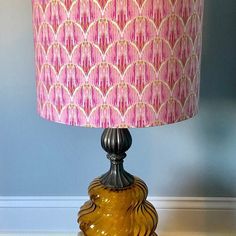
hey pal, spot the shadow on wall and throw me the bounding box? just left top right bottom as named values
left=197, top=0, right=236, bottom=197
left=195, top=100, right=236, bottom=197
left=200, top=0, right=236, bottom=101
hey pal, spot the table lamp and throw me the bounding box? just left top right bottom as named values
left=32, top=0, right=204, bottom=235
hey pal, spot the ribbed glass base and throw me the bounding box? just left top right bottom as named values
left=78, top=177, right=158, bottom=236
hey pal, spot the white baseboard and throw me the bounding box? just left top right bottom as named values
left=0, top=197, right=235, bottom=234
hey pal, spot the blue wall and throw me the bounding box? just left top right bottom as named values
left=0, top=0, right=235, bottom=197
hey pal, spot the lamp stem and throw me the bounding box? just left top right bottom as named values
left=100, top=128, right=134, bottom=189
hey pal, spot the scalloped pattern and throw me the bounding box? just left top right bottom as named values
left=32, top=0, right=204, bottom=128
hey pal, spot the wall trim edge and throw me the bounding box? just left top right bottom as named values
left=0, top=196, right=235, bottom=233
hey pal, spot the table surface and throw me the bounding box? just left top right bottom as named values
left=0, top=233, right=234, bottom=236
left=0, top=233, right=84, bottom=236
left=0, top=233, right=232, bottom=236
left=0, top=234, right=84, bottom=236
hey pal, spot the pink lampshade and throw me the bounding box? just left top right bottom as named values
left=32, top=0, right=204, bottom=128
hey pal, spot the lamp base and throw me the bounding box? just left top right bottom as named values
left=78, top=178, right=157, bottom=236
left=78, top=129, right=158, bottom=236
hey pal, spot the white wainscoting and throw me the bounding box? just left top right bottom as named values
left=0, top=197, right=235, bottom=235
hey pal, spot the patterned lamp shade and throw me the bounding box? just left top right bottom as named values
left=32, top=0, right=204, bottom=128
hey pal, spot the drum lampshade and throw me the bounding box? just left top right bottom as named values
left=32, top=0, right=204, bottom=128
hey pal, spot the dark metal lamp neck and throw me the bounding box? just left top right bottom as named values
left=100, top=128, right=134, bottom=189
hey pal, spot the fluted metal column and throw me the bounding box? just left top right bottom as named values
left=100, top=128, right=134, bottom=189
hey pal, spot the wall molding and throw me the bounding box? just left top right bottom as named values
left=0, top=197, right=235, bottom=234
left=1, top=196, right=235, bottom=209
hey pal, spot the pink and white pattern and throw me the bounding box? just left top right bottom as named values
left=32, top=0, right=204, bottom=128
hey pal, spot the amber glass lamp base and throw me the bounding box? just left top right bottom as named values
left=78, top=129, right=158, bottom=236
